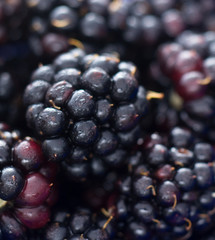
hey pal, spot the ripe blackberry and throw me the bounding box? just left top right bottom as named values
left=23, top=48, right=160, bottom=181
left=108, top=127, right=215, bottom=239
left=0, top=123, right=58, bottom=239
left=41, top=207, right=116, bottom=240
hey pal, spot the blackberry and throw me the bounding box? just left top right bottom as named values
left=25, top=0, right=215, bottom=62
left=152, top=30, right=215, bottom=141
left=23, top=48, right=159, bottom=181
left=0, top=123, right=58, bottom=239
left=108, top=127, right=215, bottom=239
left=40, top=205, right=116, bottom=240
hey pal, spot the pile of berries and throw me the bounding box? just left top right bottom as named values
left=1, top=0, right=215, bottom=239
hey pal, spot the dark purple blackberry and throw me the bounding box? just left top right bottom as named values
left=108, top=127, right=215, bottom=239
left=24, top=48, right=157, bottom=181
left=42, top=207, right=116, bottom=240
left=0, top=123, right=59, bottom=239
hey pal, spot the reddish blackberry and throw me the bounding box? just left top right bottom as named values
left=152, top=30, right=215, bottom=141
left=23, top=48, right=160, bottom=181
left=108, top=127, right=215, bottom=239
left=0, top=123, right=58, bottom=239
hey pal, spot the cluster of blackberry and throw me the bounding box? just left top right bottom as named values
left=1, top=0, right=215, bottom=239
left=0, top=123, right=58, bottom=239
left=111, top=127, right=215, bottom=239
left=25, top=0, right=215, bottom=57
left=151, top=30, right=215, bottom=142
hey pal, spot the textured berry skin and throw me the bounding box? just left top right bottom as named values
left=23, top=80, right=51, bottom=106
left=24, top=48, right=148, bottom=181
left=109, top=127, right=215, bottom=240
left=0, top=123, right=58, bottom=238
left=0, top=166, right=24, bottom=201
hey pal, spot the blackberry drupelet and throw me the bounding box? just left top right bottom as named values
left=108, top=126, right=215, bottom=239
left=0, top=123, right=58, bottom=239
left=24, top=48, right=154, bottom=181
